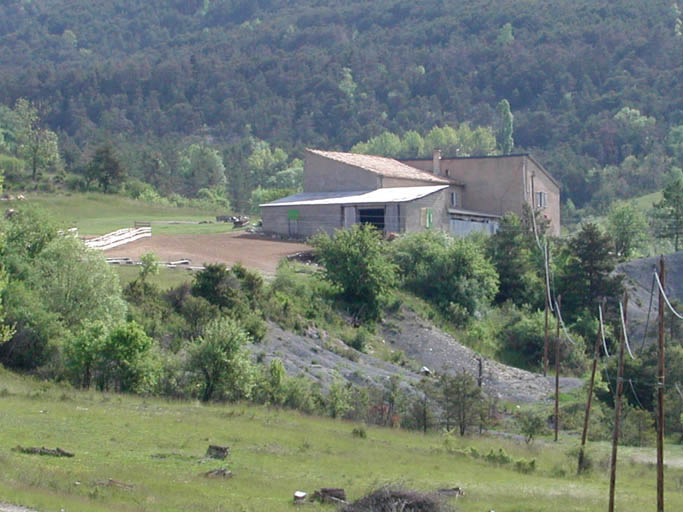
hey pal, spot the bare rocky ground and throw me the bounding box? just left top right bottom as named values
left=0, top=504, right=37, bottom=512
left=257, top=307, right=582, bottom=403
left=618, top=251, right=683, bottom=349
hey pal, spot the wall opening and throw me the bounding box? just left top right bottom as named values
left=359, top=208, right=385, bottom=231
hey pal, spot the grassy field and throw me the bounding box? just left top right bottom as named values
left=113, top=265, right=195, bottom=290
left=11, top=193, right=240, bottom=236
left=0, top=369, right=681, bottom=512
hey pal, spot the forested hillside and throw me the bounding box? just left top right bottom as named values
left=0, top=0, right=681, bottom=211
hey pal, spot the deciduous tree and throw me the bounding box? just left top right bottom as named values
left=607, top=202, right=649, bottom=260
left=652, top=176, right=683, bottom=251
left=87, top=144, right=126, bottom=193
left=187, top=317, right=253, bottom=402
left=14, top=99, right=60, bottom=181
left=312, top=223, right=396, bottom=321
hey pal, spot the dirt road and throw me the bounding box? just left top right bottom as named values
left=104, top=231, right=311, bottom=276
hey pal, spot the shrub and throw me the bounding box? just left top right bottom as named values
left=514, top=458, right=537, bottom=474
left=187, top=317, right=254, bottom=402
left=517, top=410, right=547, bottom=444
left=390, top=231, right=498, bottom=322
left=311, top=224, right=397, bottom=322
left=485, top=448, right=512, bottom=465
left=351, top=426, right=367, bottom=438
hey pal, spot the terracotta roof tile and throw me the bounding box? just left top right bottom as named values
left=307, top=149, right=452, bottom=184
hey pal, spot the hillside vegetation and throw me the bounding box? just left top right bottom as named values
left=0, top=0, right=681, bottom=213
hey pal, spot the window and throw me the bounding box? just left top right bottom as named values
left=451, top=191, right=458, bottom=207
left=536, top=191, right=548, bottom=209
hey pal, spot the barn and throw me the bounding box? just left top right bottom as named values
left=261, top=149, right=559, bottom=238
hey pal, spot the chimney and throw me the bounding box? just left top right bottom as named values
left=433, top=149, right=441, bottom=175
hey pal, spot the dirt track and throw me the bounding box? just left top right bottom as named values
left=104, top=231, right=311, bottom=275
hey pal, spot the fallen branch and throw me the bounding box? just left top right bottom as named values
left=94, top=479, right=134, bottom=490
left=13, top=446, right=74, bottom=458
left=311, top=488, right=347, bottom=504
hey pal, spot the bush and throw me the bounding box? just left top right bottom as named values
left=485, top=448, right=512, bottom=465
left=351, top=426, right=367, bottom=438
left=514, top=458, right=537, bottom=474
left=187, top=317, right=254, bottom=402
left=517, top=410, right=547, bottom=444
left=312, top=224, right=397, bottom=322
left=390, top=231, right=498, bottom=322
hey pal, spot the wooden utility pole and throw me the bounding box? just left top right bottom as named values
left=543, top=243, right=550, bottom=377
left=656, top=256, right=665, bottom=512
left=554, top=295, right=561, bottom=442
left=578, top=302, right=603, bottom=474
left=608, top=293, right=628, bottom=512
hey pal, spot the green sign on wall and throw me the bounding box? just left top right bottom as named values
left=287, top=209, right=300, bottom=220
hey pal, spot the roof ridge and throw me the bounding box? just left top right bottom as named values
left=306, top=149, right=452, bottom=184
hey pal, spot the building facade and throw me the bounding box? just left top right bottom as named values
left=261, top=149, right=560, bottom=238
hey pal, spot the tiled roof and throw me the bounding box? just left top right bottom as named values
left=260, top=186, right=449, bottom=207
left=307, top=149, right=452, bottom=184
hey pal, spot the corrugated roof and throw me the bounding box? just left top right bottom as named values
left=260, top=185, right=449, bottom=207
left=448, top=208, right=501, bottom=219
left=307, top=149, right=452, bottom=184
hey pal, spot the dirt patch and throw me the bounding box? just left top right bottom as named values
left=103, top=232, right=311, bottom=276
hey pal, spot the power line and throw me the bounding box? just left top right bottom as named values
left=628, top=378, right=646, bottom=409
left=555, top=298, right=576, bottom=345
left=620, top=301, right=635, bottom=360
left=654, top=269, right=683, bottom=320
left=544, top=242, right=554, bottom=313
left=639, top=270, right=656, bottom=353
left=599, top=304, right=610, bottom=358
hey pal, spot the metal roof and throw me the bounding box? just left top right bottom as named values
left=448, top=208, right=501, bottom=219
left=307, top=149, right=453, bottom=184
left=260, top=185, right=449, bottom=207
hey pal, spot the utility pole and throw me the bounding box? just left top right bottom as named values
left=656, top=256, right=665, bottom=512
left=608, top=293, right=628, bottom=512
left=578, top=301, right=603, bottom=474
left=477, top=357, right=483, bottom=388
left=554, top=295, right=561, bottom=442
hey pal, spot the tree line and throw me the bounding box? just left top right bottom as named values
left=0, top=0, right=680, bottom=213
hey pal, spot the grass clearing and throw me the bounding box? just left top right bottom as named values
left=113, top=265, right=195, bottom=290
left=0, top=369, right=681, bottom=511
left=13, top=193, right=237, bottom=236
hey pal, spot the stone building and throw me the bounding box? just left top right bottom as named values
left=260, top=149, right=560, bottom=238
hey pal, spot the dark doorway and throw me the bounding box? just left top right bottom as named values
left=359, top=208, right=385, bottom=231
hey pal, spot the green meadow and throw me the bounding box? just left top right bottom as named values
left=113, top=264, right=195, bottom=290
left=13, top=193, right=236, bottom=236
left=0, top=369, right=681, bottom=511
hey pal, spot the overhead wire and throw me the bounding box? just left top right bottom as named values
left=619, top=301, right=635, bottom=360
left=555, top=299, right=576, bottom=345
left=654, top=269, right=683, bottom=320
left=628, top=378, right=646, bottom=409
left=639, top=270, right=656, bottom=353
left=599, top=304, right=610, bottom=358
left=544, top=242, right=554, bottom=313
left=676, top=382, right=683, bottom=401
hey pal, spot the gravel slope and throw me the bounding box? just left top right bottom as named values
left=257, top=308, right=581, bottom=403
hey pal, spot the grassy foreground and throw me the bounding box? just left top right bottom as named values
left=14, top=193, right=234, bottom=236
left=0, top=369, right=681, bottom=511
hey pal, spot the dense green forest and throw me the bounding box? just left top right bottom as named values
left=0, top=0, right=681, bottom=211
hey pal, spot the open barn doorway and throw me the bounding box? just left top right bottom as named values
left=359, top=208, right=385, bottom=231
